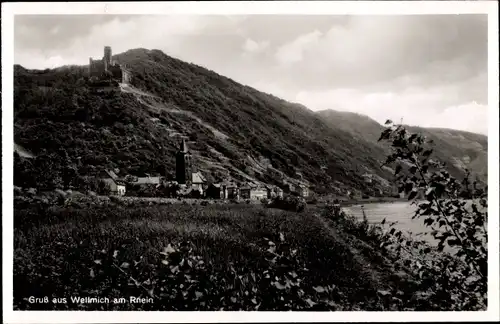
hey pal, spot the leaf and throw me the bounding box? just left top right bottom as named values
left=195, top=291, right=203, bottom=299
left=305, top=298, right=317, bottom=307
left=161, top=260, right=169, bottom=266
left=94, top=259, right=102, bottom=265
left=377, top=290, right=391, bottom=297
left=90, top=268, right=95, bottom=278
left=112, top=250, right=119, bottom=259
left=230, top=297, right=237, bottom=303
left=313, top=286, right=326, bottom=293
left=385, top=119, right=393, bottom=125
left=423, top=218, right=434, bottom=226
left=120, top=262, right=130, bottom=269
left=381, top=218, right=386, bottom=225
left=268, top=241, right=275, bottom=246
left=160, top=244, right=176, bottom=255
left=279, top=232, right=285, bottom=242
left=273, top=281, right=286, bottom=290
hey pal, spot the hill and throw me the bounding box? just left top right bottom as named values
left=13, top=48, right=487, bottom=195
left=317, top=110, right=488, bottom=184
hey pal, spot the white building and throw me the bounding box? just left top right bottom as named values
left=101, top=170, right=126, bottom=196
left=192, top=172, right=206, bottom=195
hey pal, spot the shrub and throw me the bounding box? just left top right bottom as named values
left=97, top=180, right=111, bottom=195
left=372, top=120, right=488, bottom=310
left=268, top=196, right=306, bottom=213
left=307, top=197, right=318, bottom=205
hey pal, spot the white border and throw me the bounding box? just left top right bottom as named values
left=2, top=1, right=499, bottom=323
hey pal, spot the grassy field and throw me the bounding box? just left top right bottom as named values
left=14, top=203, right=419, bottom=311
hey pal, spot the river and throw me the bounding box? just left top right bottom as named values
left=342, top=201, right=427, bottom=237
left=342, top=200, right=487, bottom=248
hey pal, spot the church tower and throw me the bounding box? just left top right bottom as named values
left=175, top=138, right=192, bottom=185
left=103, top=46, right=112, bottom=71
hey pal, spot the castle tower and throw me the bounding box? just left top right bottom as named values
left=103, top=46, right=112, bottom=71
left=175, top=138, right=192, bottom=185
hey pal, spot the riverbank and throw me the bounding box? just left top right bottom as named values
left=316, top=196, right=407, bottom=207
left=341, top=197, right=407, bottom=207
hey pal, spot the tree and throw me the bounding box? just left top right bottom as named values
left=376, top=120, right=487, bottom=310
left=97, top=180, right=111, bottom=195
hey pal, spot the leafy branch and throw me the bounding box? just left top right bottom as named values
left=375, top=119, right=488, bottom=310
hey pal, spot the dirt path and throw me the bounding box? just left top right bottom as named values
left=119, top=83, right=228, bottom=140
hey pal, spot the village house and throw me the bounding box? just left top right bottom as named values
left=205, top=181, right=239, bottom=200
left=362, top=173, right=373, bottom=184
left=220, top=181, right=239, bottom=199
left=134, top=175, right=162, bottom=187
left=240, top=184, right=268, bottom=200
left=205, top=183, right=224, bottom=199
left=191, top=172, right=206, bottom=195
left=266, top=185, right=284, bottom=199
left=296, top=184, right=310, bottom=198
left=283, top=181, right=295, bottom=194
left=100, top=169, right=126, bottom=196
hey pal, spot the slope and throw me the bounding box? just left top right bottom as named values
left=317, top=109, right=488, bottom=184
left=14, top=48, right=401, bottom=195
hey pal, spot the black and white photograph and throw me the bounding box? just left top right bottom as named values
left=2, top=1, right=499, bottom=323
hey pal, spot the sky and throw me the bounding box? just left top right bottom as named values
left=14, top=14, right=489, bottom=135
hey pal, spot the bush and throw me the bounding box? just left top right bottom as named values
left=306, top=197, right=318, bottom=205
left=268, top=196, right=306, bottom=213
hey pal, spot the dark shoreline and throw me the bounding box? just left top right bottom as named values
left=332, top=197, right=408, bottom=207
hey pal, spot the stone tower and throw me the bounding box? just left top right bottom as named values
left=103, top=46, right=112, bottom=71
left=175, top=138, right=192, bottom=185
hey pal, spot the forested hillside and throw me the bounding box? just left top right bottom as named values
left=13, top=48, right=487, bottom=195
left=317, top=110, right=488, bottom=184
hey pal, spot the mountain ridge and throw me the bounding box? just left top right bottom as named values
left=13, top=47, right=488, bottom=196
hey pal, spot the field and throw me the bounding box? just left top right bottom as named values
left=13, top=203, right=417, bottom=311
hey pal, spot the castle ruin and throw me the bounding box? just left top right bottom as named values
left=88, top=46, right=132, bottom=84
